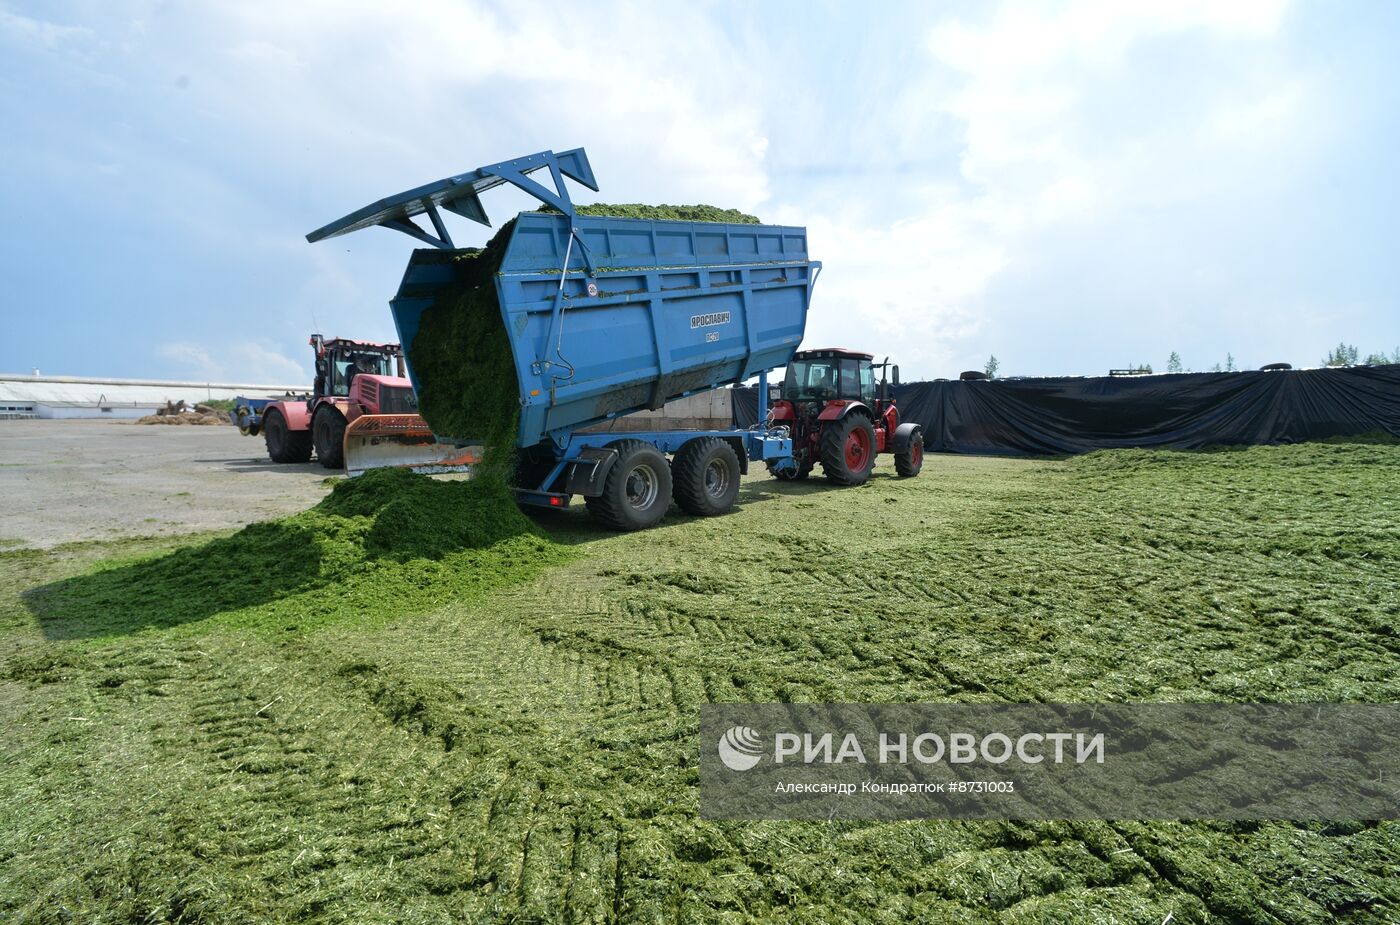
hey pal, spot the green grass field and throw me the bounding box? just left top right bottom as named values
left=2, top=442, right=1398, bottom=923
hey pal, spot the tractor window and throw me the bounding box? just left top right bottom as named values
left=328, top=353, right=391, bottom=395
left=839, top=360, right=860, bottom=398
left=783, top=360, right=840, bottom=400
left=329, top=359, right=349, bottom=396
left=858, top=361, right=876, bottom=403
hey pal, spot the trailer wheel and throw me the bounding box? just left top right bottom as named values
left=673, top=438, right=741, bottom=517
left=263, top=408, right=312, bottom=464
left=894, top=426, right=924, bottom=477
left=585, top=440, right=672, bottom=531
left=313, top=407, right=347, bottom=470
left=820, top=413, right=876, bottom=486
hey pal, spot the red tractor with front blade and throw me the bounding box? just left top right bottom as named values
left=258, top=335, right=419, bottom=468
left=243, top=334, right=481, bottom=476
left=766, top=348, right=923, bottom=485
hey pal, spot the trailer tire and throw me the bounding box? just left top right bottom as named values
left=263, top=408, right=312, bottom=464
left=673, top=438, right=741, bottom=517
left=585, top=440, right=672, bottom=531
left=894, top=425, right=924, bottom=477
left=820, top=413, right=876, bottom=486
left=313, top=407, right=347, bottom=470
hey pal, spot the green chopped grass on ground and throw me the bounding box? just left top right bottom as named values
left=1, top=442, right=1397, bottom=923
left=16, top=466, right=570, bottom=641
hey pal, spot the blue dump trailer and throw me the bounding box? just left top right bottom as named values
left=307, top=148, right=819, bottom=529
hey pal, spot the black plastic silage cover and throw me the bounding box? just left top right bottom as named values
left=731, top=366, right=1400, bottom=455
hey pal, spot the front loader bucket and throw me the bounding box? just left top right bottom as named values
left=343, top=414, right=482, bottom=478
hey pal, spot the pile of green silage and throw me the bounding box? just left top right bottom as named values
left=407, top=203, right=761, bottom=461
left=30, top=204, right=770, bottom=641
left=24, top=467, right=570, bottom=640
left=570, top=203, right=760, bottom=223
left=407, top=221, right=521, bottom=462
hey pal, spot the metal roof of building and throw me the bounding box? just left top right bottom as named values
left=0, top=374, right=305, bottom=406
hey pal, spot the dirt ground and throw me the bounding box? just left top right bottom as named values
left=0, top=419, right=333, bottom=548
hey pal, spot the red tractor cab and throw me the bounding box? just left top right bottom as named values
left=260, top=335, right=419, bottom=469
left=766, top=348, right=923, bottom=485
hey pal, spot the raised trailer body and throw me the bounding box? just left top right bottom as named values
left=308, top=148, right=818, bottom=527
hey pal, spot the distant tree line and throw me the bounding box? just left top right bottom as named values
left=1322, top=342, right=1400, bottom=367
left=1159, top=344, right=1396, bottom=374
left=973, top=343, right=1397, bottom=380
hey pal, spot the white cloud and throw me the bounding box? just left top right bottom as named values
left=7, top=0, right=1348, bottom=383
left=154, top=343, right=217, bottom=375
left=792, top=0, right=1304, bottom=377
left=225, top=39, right=305, bottom=70
left=4, top=1, right=775, bottom=380
left=0, top=8, right=94, bottom=50
left=774, top=190, right=1009, bottom=376
left=207, top=1, right=771, bottom=212
left=157, top=341, right=307, bottom=385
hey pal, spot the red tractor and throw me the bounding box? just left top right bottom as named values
left=260, top=335, right=420, bottom=469
left=766, top=348, right=923, bottom=485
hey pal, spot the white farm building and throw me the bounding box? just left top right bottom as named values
left=0, top=373, right=306, bottom=420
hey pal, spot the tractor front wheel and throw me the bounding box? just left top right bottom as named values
left=585, top=440, right=673, bottom=531
left=673, top=438, right=741, bottom=517
left=895, top=426, right=924, bottom=477
left=313, top=407, right=348, bottom=470
left=820, top=414, right=876, bottom=486
left=263, top=409, right=312, bottom=464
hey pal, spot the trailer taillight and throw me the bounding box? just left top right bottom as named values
left=549, top=496, right=563, bottom=507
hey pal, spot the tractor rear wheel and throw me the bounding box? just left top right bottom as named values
left=895, top=426, right=924, bottom=477
left=263, top=409, right=312, bottom=464
left=820, top=414, right=876, bottom=486
left=673, top=438, right=741, bottom=517
left=585, top=440, right=672, bottom=531
left=313, top=407, right=348, bottom=470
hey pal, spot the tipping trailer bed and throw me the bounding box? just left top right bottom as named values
left=307, top=148, right=819, bottom=528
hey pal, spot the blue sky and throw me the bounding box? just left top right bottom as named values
left=1, top=0, right=1396, bottom=383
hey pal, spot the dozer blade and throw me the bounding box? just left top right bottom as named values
left=343, top=414, right=483, bottom=478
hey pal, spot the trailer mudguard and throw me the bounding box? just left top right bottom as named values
left=564, top=445, right=619, bottom=497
